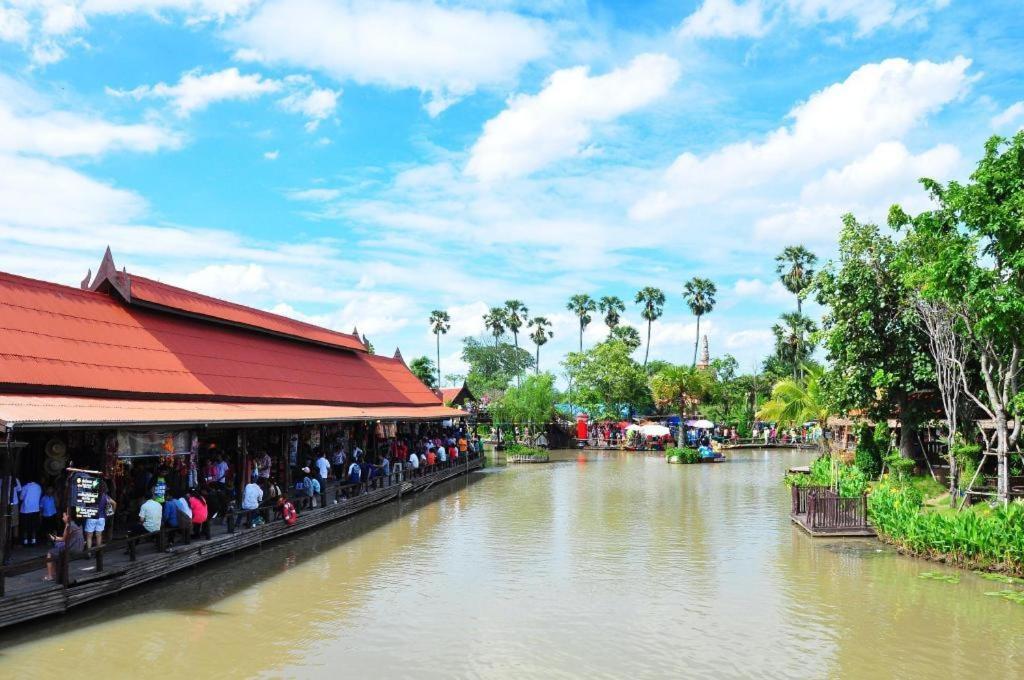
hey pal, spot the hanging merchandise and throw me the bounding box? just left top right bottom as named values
left=116, top=430, right=191, bottom=458
left=289, top=433, right=299, bottom=465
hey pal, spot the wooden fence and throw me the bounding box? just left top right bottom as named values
left=792, top=485, right=870, bottom=532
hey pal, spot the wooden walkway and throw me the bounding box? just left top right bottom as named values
left=0, top=457, right=482, bottom=630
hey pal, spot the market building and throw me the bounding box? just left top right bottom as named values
left=0, top=249, right=477, bottom=624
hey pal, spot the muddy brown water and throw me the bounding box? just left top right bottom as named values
left=1, top=449, right=1022, bottom=678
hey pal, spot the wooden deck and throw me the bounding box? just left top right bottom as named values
left=0, top=456, right=483, bottom=630
left=789, top=485, right=875, bottom=537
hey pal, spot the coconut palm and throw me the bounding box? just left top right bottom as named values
left=428, top=309, right=450, bottom=389
left=598, top=295, right=625, bottom=333
left=610, top=325, right=642, bottom=352
left=683, top=277, right=717, bottom=368
left=650, top=365, right=713, bottom=447
left=775, top=245, right=817, bottom=315
left=528, top=316, right=554, bottom=374
left=634, top=287, right=665, bottom=368
left=772, top=311, right=817, bottom=380
left=756, top=363, right=828, bottom=427
left=566, top=294, right=596, bottom=353
left=483, top=307, right=507, bottom=348
left=503, top=300, right=529, bottom=385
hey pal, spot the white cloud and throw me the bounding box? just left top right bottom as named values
left=992, top=101, right=1024, bottom=130
left=278, top=77, right=340, bottom=132
left=82, top=0, right=257, bottom=23
left=631, top=56, right=972, bottom=220
left=466, top=54, right=680, bottom=181
left=263, top=149, right=279, bottom=160
left=785, top=0, right=947, bottom=36
left=733, top=278, right=791, bottom=302
left=41, top=2, right=87, bottom=35
left=228, top=0, right=550, bottom=115
left=287, top=188, right=341, bottom=202
left=109, top=67, right=281, bottom=116
left=181, top=263, right=270, bottom=296
left=0, top=7, right=31, bottom=43
left=679, top=0, right=768, bottom=39
left=725, top=329, right=773, bottom=351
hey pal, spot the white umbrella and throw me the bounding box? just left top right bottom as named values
left=639, top=424, right=671, bottom=437
left=686, top=419, right=714, bottom=429
left=625, top=424, right=643, bottom=432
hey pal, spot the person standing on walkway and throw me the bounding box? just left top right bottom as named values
left=18, top=479, right=42, bottom=546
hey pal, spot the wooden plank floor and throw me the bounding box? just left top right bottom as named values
left=790, top=512, right=876, bottom=537
left=0, top=458, right=482, bottom=629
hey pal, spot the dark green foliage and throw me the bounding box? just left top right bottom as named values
left=853, top=423, right=884, bottom=478
left=409, top=356, right=437, bottom=389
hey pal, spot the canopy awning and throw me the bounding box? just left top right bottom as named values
left=0, top=395, right=468, bottom=429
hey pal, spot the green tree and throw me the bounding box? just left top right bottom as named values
left=428, top=309, right=450, bottom=388
left=409, top=356, right=437, bottom=389
left=598, top=295, right=625, bottom=333
left=815, top=214, right=932, bottom=459
left=775, top=245, right=818, bottom=315
left=566, top=293, right=596, bottom=352
left=771, top=311, right=817, bottom=380
left=461, top=336, right=534, bottom=395
left=892, top=132, right=1024, bottom=500
left=634, top=287, right=665, bottom=368
left=650, top=365, right=713, bottom=446
left=683, top=277, right=717, bottom=367
left=563, top=339, right=649, bottom=418
left=483, top=307, right=507, bottom=348
left=503, top=299, right=529, bottom=386
left=490, top=373, right=560, bottom=428
left=610, top=325, right=642, bottom=352
left=528, top=316, right=553, bottom=374
left=756, top=363, right=829, bottom=427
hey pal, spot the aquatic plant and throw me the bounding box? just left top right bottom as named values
left=665, top=447, right=701, bottom=464
left=918, top=571, right=960, bottom=583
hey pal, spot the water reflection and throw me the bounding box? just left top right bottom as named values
left=0, top=451, right=1022, bottom=679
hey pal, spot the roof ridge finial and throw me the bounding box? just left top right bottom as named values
left=393, top=347, right=404, bottom=362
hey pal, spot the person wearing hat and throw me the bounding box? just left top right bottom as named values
left=300, top=467, right=320, bottom=507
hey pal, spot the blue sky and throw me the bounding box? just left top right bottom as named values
left=1, top=0, right=1022, bottom=382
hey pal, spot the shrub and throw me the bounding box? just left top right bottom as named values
left=505, top=444, right=547, bottom=459
left=665, top=447, right=701, bottom=464
left=853, top=423, right=885, bottom=478
left=784, top=455, right=867, bottom=497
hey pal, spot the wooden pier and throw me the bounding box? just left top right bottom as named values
left=0, top=456, right=482, bottom=630
left=789, top=485, right=875, bottom=537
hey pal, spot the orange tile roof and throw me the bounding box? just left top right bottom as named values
left=0, top=395, right=465, bottom=428
left=0, top=270, right=440, bottom=407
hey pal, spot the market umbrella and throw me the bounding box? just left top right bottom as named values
left=686, top=419, right=714, bottom=429
left=639, top=424, right=671, bottom=437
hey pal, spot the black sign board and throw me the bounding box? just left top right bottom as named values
left=71, top=472, right=101, bottom=519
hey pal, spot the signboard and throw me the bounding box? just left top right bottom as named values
left=71, top=472, right=101, bottom=519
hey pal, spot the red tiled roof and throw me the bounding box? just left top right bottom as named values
left=0, top=271, right=440, bottom=407
left=124, top=274, right=366, bottom=352
left=440, top=387, right=461, bottom=403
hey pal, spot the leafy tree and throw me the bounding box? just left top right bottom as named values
left=563, top=339, right=649, bottom=418
left=490, top=373, right=560, bottom=428
left=892, top=132, right=1024, bottom=500
left=610, top=325, right=642, bottom=352
left=528, top=316, right=553, bottom=374
left=566, top=293, right=596, bottom=352
left=770, top=311, right=817, bottom=380
left=409, top=356, right=437, bottom=389
left=598, top=295, right=625, bottom=332
left=483, top=307, right=507, bottom=348
left=428, top=309, right=450, bottom=388
left=756, top=363, right=829, bottom=427
left=683, top=277, right=717, bottom=367
left=650, top=365, right=713, bottom=446
left=815, top=214, right=933, bottom=459
left=461, top=336, right=534, bottom=395
left=775, top=245, right=818, bottom=315
left=634, top=286, right=665, bottom=368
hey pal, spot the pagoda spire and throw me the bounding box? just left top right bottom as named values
left=697, top=335, right=710, bottom=370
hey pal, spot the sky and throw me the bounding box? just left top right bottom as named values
left=1, top=0, right=1023, bottom=384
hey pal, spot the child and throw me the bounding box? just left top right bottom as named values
left=40, top=486, right=59, bottom=539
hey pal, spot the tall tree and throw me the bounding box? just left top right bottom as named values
left=683, top=277, right=717, bottom=368
left=598, top=295, right=625, bottom=333
left=563, top=339, right=650, bottom=419
left=409, top=356, right=437, bottom=389
left=816, top=214, right=932, bottom=460
left=650, top=365, right=713, bottom=447
left=775, top=245, right=818, bottom=315
left=566, top=294, right=596, bottom=353
left=483, top=307, right=507, bottom=348
left=771, top=311, right=817, bottom=380
left=428, top=309, right=450, bottom=389
left=756, top=363, right=829, bottom=427
left=610, top=325, right=642, bottom=352
left=892, top=132, right=1024, bottom=500
left=461, top=336, right=534, bottom=395
left=503, top=300, right=529, bottom=386
left=528, top=316, right=554, bottom=375
left=634, top=287, right=666, bottom=368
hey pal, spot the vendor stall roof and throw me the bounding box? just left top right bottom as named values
left=0, top=395, right=467, bottom=429
left=0, top=253, right=438, bottom=408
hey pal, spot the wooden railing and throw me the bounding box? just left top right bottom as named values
left=805, top=490, right=868, bottom=531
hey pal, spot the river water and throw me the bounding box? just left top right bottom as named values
left=1, top=449, right=1023, bottom=678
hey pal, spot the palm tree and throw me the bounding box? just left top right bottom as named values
left=428, top=310, right=450, bottom=388
left=598, top=295, right=625, bottom=333
left=566, top=294, right=596, bottom=353
left=756, top=363, right=828, bottom=427
left=650, top=365, right=713, bottom=447
left=772, top=311, right=817, bottom=380
left=483, top=307, right=507, bottom=348
left=634, top=287, right=665, bottom=368
left=610, top=325, right=642, bottom=352
left=775, top=245, right=817, bottom=315
left=683, top=277, right=717, bottom=368
left=503, top=300, right=529, bottom=386
left=528, top=316, right=553, bottom=374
